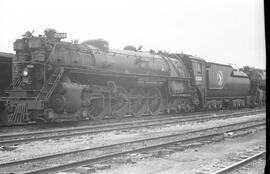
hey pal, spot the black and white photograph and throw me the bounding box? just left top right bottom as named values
left=0, top=0, right=266, bottom=173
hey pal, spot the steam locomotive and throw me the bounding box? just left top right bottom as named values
left=0, top=29, right=266, bottom=125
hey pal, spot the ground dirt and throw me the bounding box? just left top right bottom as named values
left=0, top=113, right=265, bottom=164
left=0, top=113, right=266, bottom=174
left=94, top=130, right=265, bottom=174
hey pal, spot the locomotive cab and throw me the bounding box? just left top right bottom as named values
left=189, top=56, right=207, bottom=108
left=173, top=54, right=207, bottom=108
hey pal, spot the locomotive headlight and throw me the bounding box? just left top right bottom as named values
left=23, top=68, right=29, bottom=76
left=22, top=65, right=34, bottom=77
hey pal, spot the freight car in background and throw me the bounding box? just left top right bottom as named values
left=0, top=29, right=266, bottom=125
left=0, top=52, right=14, bottom=94
left=0, top=52, right=14, bottom=124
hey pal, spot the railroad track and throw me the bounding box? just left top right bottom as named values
left=210, top=150, right=265, bottom=174
left=0, top=108, right=264, bottom=135
left=0, top=118, right=265, bottom=174
left=0, top=109, right=265, bottom=146
left=0, top=107, right=264, bottom=128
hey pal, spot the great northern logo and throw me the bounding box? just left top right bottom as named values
left=217, top=71, right=224, bottom=86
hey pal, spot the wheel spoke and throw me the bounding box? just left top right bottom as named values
left=129, top=88, right=146, bottom=117
left=110, top=86, right=128, bottom=117
left=147, top=87, right=162, bottom=115
left=86, top=93, right=105, bottom=120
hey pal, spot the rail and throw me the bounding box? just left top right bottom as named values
left=0, top=120, right=264, bottom=174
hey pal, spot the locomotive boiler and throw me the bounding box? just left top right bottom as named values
left=0, top=29, right=195, bottom=124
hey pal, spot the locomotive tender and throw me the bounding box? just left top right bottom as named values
left=0, top=29, right=265, bottom=125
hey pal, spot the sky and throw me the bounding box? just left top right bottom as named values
left=0, top=0, right=266, bottom=69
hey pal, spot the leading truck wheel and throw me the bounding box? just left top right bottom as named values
left=146, top=87, right=162, bottom=115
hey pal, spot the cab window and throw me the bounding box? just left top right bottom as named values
left=195, top=62, right=202, bottom=74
